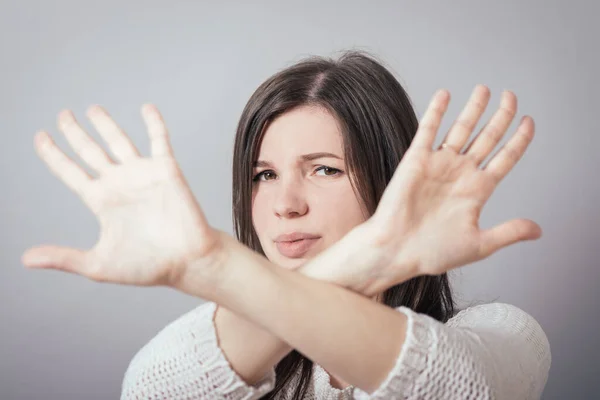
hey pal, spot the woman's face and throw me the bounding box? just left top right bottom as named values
left=251, top=105, right=368, bottom=270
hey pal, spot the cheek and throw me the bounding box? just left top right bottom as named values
left=251, top=191, right=269, bottom=235
left=319, top=187, right=367, bottom=233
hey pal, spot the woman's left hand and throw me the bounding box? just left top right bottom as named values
left=339, top=85, right=542, bottom=296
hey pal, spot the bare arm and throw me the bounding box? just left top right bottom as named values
left=118, top=224, right=400, bottom=399
left=213, top=224, right=404, bottom=386
left=213, top=307, right=290, bottom=385
left=179, top=230, right=418, bottom=394
left=26, top=87, right=541, bottom=397
left=179, top=87, right=541, bottom=392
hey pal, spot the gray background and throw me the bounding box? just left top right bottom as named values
left=1, top=1, right=597, bottom=399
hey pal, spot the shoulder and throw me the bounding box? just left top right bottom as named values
left=447, top=302, right=546, bottom=333
left=391, top=302, right=552, bottom=398
left=447, top=302, right=551, bottom=366
left=394, top=302, right=551, bottom=367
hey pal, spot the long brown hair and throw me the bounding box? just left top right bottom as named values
left=231, top=50, right=455, bottom=399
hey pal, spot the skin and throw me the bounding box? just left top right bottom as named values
left=251, top=105, right=367, bottom=271
left=250, top=104, right=373, bottom=388
left=22, top=85, right=543, bottom=394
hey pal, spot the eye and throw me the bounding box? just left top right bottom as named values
left=252, top=170, right=276, bottom=182
left=252, top=166, right=342, bottom=183
left=315, top=166, right=342, bottom=176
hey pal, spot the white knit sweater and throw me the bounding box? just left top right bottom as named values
left=120, top=302, right=551, bottom=399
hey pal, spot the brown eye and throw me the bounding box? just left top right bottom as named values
left=263, top=171, right=276, bottom=180
left=315, top=166, right=341, bottom=176
left=252, top=170, right=276, bottom=182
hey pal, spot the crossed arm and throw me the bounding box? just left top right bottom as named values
left=23, top=86, right=548, bottom=398
left=124, top=229, right=551, bottom=399
left=184, top=230, right=417, bottom=394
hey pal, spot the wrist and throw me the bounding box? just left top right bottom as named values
left=177, top=230, right=280, bottom=309
left=296, top=227, right=358, bottom=285
left=298, top=224, right=386, bottom=289
left=299, top=221, right=420, bottom=297
left=172, top=229, right=234, bottom=300
left=355, top=219, right=421, bottom=295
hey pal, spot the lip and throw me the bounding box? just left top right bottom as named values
left=273, top=232, right=321, bottom=258
left=275, top=237, right=321, bottom=258
left=274, top=232, right=320, bottom=243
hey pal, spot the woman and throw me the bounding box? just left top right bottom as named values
left=22, top=51, right=551, bottom=399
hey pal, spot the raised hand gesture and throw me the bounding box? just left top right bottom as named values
left=331, top=85, right=542, bottom=296
left=22, top=105, right=223, bottom=287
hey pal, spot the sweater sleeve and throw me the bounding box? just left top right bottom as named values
left=352, top=302, right=551, bottom=400
left=120, top=301, right=276, bottom=400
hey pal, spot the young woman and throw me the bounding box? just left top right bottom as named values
left=22, top=51, right=551, bottom=399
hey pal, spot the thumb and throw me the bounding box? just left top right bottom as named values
left=479, top=218, right=542, bottom=258
left=22, top=245, right=88, bottom=275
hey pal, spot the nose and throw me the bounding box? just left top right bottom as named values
left=273, top=177, right=308, bottom=218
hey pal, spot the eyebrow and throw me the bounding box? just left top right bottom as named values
left=253, top=152, right=343, bottom=168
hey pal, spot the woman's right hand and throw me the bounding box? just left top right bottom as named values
left=22, top=104, right=225, bottom=291
left=300, top=85, right=542, bottom=297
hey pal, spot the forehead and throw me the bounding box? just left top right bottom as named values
left=258, top=105, right=344, bottom=157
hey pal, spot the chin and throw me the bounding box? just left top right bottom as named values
left=272, top=256, right=308, bottom=271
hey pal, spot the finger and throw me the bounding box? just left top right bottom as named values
left=34, top=131, right=93, bottom=196
left=86, top=105, right=141, bottom=163
left=141, top=104, right=174, bottom=158
left=463, top=90, right=518, bottom=165
left=22, top=245, right=89, bottom=275
left=483, top=116, right=534, bottom=183
left=21, top=245, right=109, bottom=282
left=57, top=110, right=115, bottom=173
left=479, top=218, right=542, bottom=259
left=410, top=89, right=451, bottom=151
left=439, top=84, right=491, bottom=152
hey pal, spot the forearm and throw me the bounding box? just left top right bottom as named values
left=213, top=226, right=384, bottom=385
left=179, top=232, right=419, bottom=393
left=214, top=306, right=291, bottom=385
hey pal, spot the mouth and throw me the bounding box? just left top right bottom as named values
left=275, top=237, right=321, bottom=258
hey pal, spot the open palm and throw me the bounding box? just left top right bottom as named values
left=22, top=105, right=221, bottom=286
left=356, top=85, right=541, bottom=294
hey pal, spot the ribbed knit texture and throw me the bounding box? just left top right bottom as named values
left=120, top=302, right=551, bottom=399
